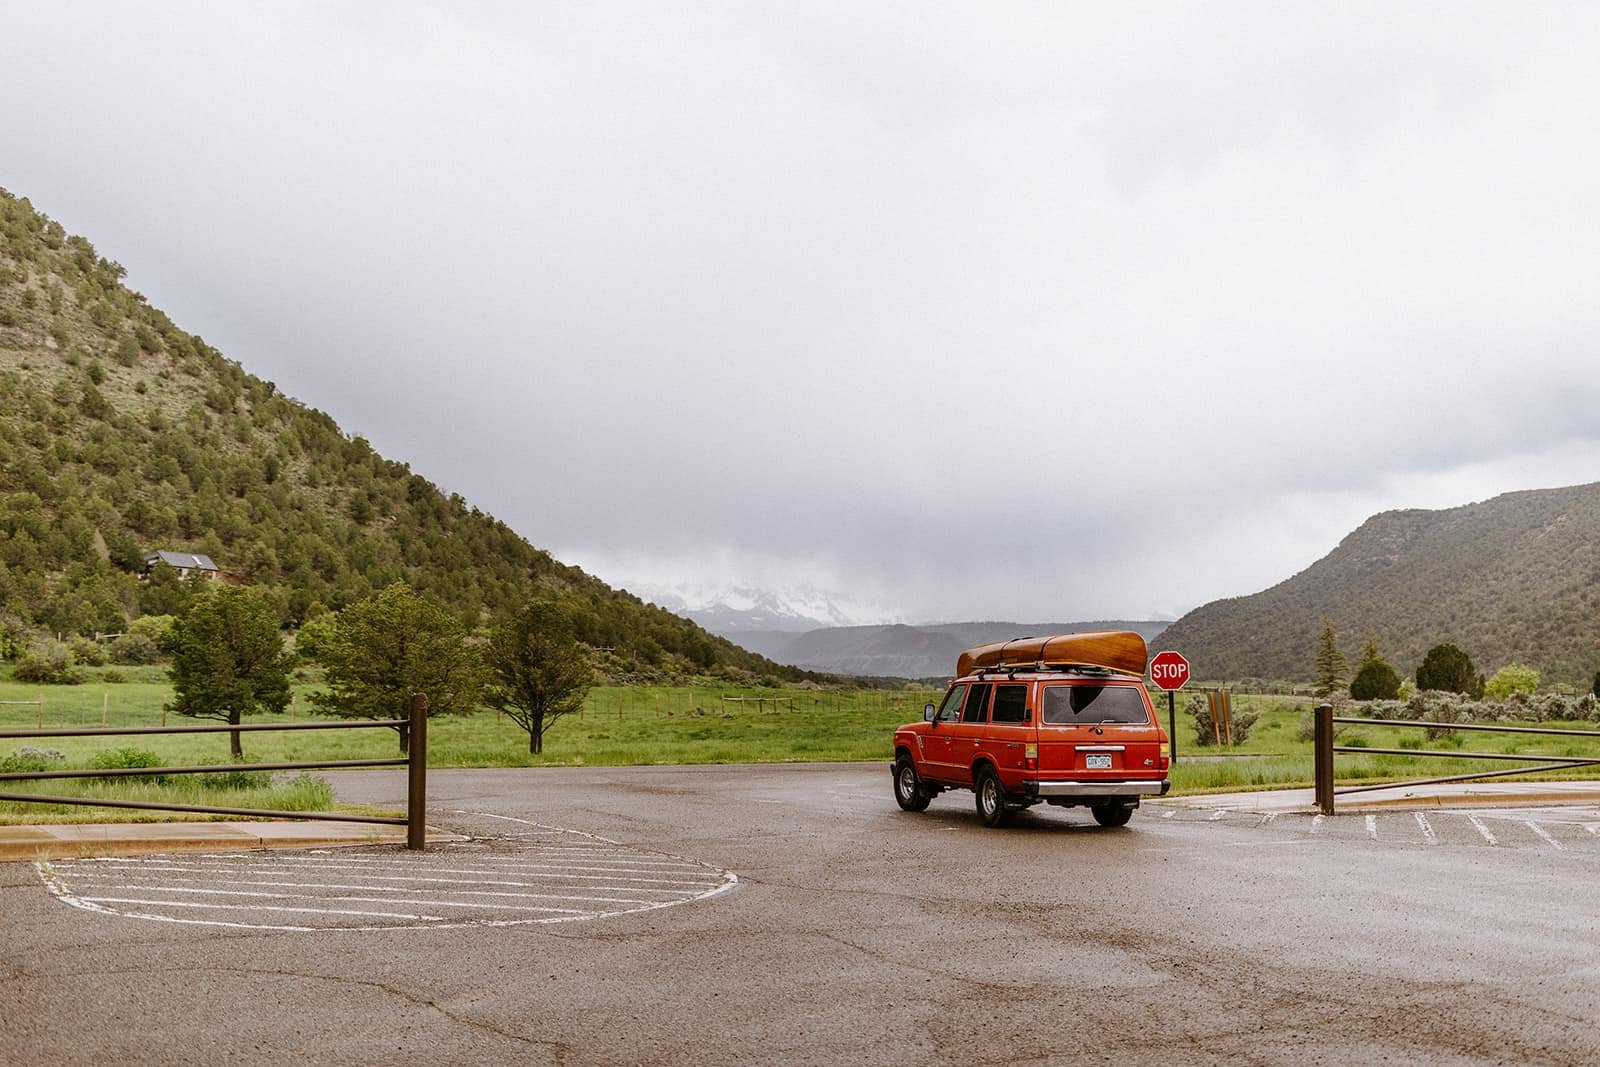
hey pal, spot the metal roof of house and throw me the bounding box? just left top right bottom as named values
left=146, top=551, right=218, bottom=571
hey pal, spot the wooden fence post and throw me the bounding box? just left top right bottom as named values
left=1313, top=703, right=1335, bottom=815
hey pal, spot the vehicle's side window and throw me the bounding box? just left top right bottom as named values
left=936, top=684, right=968, bottom=723
left=962, top=683, right=991, bottom=723
left=990, top=684, right=1028, bottom=724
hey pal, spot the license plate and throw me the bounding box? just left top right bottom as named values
left=1086, top=754, right=1113, bottom=770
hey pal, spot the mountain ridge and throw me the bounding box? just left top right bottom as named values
left=0, top=187, right=807, bottom=682
left=1155, top=482, right=1600, bottom=685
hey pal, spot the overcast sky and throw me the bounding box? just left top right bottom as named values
left=6, top=3, right=1600, bottom=624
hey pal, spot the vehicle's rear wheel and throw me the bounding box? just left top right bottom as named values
left=893, top=756, right=931, bottom=812
left=974, top=767, right=1010, bottom=828
left=1091, top=801, right=1134, bottom=828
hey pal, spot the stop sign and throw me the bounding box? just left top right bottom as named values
left=1149, top=650, right=1190, bottom=690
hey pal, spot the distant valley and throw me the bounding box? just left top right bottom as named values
left=725, top=620, right=1172, bottom=679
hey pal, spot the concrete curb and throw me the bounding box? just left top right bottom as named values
left=1153, top=781, right=1600, bottom=815
left=0, top=820, right=467, bottom=862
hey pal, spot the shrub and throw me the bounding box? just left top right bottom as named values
left=13, top=641, right=83, bottom=684
left=0, top=748, right=65, bottom=773
left=198, top=768, right=272, bottom=791
left=1485, top=663, right=1540, bottom=701
left=1349, top=660, right=1401, bottom=701
left=108, top=632, right=159, bottom=665
left=1187, top=693, right=1260, bottom=746
left=103, top=668, right=127, bottom=684
left=69, top=637, right=108, bottom=667
left=1416, top=643, right=1484, bottom=698
left=87, top=747, right=168, bottom=784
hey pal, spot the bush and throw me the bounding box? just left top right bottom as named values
left=1186, top=693, right=1260, bottom=746
left=1349, top=660, right=1401, bottom=701
left=87, top=747, right=168, bottom=784
left=0, top=748, right=65, bottom=773
left=1485, top=663, right=1540, bottom=701
left=69, top=637, right=108, bottom=667
left=1416, top=643, right=1484, bottom=698
left=108, top=632, right=159, bottom=665
left=103, top=668, right=127, bottom=684
left=13, top=641, right=83, bottom=684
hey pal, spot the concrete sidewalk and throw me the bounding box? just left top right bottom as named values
left=1156, top=779, right=1600, bottom=814
left=0, top=820, right=466, bottom=862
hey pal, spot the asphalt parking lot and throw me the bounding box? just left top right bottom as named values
left=5, top=762, right=1600, bottom=1065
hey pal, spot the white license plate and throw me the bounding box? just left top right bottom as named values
left=1085, top=754, right=1113, bottom=770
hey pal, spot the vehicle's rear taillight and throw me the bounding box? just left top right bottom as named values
left=1158, top=740, right=1171, bottom=771
left=1024, top=742, right=1037, bottom=770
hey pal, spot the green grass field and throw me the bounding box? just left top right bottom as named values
left=4, top=669, right=1599, bottom=821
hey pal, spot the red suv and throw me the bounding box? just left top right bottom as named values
left=890, top=632, right=1171, bottom=827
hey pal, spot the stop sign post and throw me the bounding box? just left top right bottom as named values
left=1149, top=651, right=1190, bottom=762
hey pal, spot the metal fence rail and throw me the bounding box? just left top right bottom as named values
left=0, top=693, right=430, bottom=849
left=1312, top=702, right=1600, bottom=815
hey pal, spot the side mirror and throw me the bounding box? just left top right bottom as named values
left=923, top=702, right=936, bottom=722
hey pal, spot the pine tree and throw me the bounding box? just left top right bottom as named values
left=1314, top=618, right=1348, bottom=698
left=1358, top=628, right=1382, bottom=670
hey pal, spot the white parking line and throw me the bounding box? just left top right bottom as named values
left=93, top=885, right=600, bottom=915
left=52, top=864, right=706, bottom=897
left=1365, top=815, right=1377, bottom=840
left=1260, top=813, right=1278, bottom=826
left=92, top=858, right=724, bottom=887
left=1467, top=815, right=1498, bottom=845
left=1310, top=815, right=1325, bottom=833
left=1413, top=812, right=1436, bottom=844
left=1161, top=809, right=1175, bottom=819
left=75, top=896, right=448, bottom=921
left=55, top=874, right=675, bottom=906
left=1525, top=821, right=1564, bottom=850
left=1206, top=810, right=1226, bottom=821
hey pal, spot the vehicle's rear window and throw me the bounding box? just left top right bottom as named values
left=1041, top=685, right=1149, bottom=725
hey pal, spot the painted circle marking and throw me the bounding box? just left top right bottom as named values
left=37, top=821, right=737, bottom=932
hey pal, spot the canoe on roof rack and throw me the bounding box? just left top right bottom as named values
left=956, top=630, right=1149, bottom=680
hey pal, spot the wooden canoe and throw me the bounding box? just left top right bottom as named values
left=955, top=630, right=1149, bottom=679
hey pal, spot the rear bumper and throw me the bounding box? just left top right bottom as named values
left=1021, top=779, right=1171, bottom=799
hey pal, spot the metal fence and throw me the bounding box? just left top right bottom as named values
left=1311, top=702, right=1600, bottom=815
left=0, top=693, right=430, bottom=850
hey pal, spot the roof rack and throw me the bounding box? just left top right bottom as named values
left=973, top=662, right=1139, bottom=678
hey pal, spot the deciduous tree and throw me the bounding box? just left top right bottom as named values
left=1484, top=663, right=1539, bottom=701
left=313, top=583, right=487, bottom=754
left=164, top=585, right=293, bottom=758
left=485, top=601, right=591, bottom=754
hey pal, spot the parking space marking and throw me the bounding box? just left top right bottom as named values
left=1413, top=812, right=1436, bottom=844
left=1525, top=821, right=1564, bottom=850
left=1206, top=809, right=1227, bottom=821
left=38, top=820, right=738, bottom=932
left=1365, top=815, right=1378, bottom=840
left=1467, top=815, right=1498, bottom=845
left=1310, top=814, right=1325, bottom=833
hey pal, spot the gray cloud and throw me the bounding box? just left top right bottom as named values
left=5, top=3, right=1600, bottom=623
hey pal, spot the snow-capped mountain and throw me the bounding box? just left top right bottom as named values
left=638, top=583, right=895, bottom=635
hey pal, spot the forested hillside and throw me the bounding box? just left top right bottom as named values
left=1158, top=483, right=1600, bottom=685
left=0, top=188, right=799, bottom=680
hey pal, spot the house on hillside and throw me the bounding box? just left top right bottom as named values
left=141, top=550, right=220, bottom=581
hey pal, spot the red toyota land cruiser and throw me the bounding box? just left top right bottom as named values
left=890, top=631, right=1171, bottom=828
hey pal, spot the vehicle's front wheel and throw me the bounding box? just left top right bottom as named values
left=974, top=767, right=1010, bottom=828
left=1091, top=801, right=1134, bottom=828
left=893, top=756, right=931, bottom=812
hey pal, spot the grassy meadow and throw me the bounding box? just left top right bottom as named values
left=4, top=670, right=1600, bottom=821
